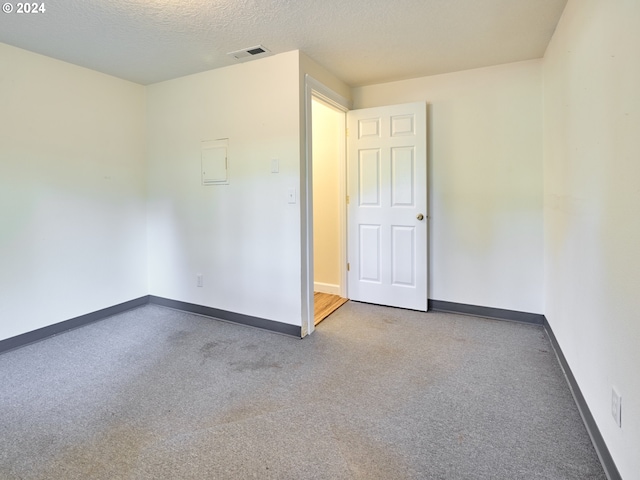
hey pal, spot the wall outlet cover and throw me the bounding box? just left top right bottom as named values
left=611, top=387, right=622, bottom=428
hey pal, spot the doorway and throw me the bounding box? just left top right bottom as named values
left=311, top=95, right=348, bottom=326
left=303, top=79, right=428, bottom=336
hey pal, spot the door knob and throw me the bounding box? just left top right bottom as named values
left=417, top=213, right=424, bottom=221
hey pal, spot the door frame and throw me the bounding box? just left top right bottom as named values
left=302, top=75, right=351, bottom=336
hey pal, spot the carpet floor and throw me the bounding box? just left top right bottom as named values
left=0, top=303, right=605, bottom=479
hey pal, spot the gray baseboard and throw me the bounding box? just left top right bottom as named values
left=148, top=296, right=302, bottom=338
left=0, top=294, right=622, bottom=479
left=544, top=319, right=622, bottom=480
left=428, top=299, right=545, bottom=325
left=428, top=300, right=620, bottom=479
left=0, top=296, right=149, bottom=355
left=0, top=295, right=301, bottom=356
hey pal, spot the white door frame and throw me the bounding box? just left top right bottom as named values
left=302, top=75, right=351, bottom=336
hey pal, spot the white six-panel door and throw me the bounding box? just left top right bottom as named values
left=347, top=102, right=427, bottom=311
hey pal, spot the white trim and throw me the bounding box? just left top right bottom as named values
left=337, top=108, right=347, bottom=299
left=303, top=75, right=350, bottom=337
left=314, top=282, right=342, bottom=296
left=305, top=76, right=352, bottom=111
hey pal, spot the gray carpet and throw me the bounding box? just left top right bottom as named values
left=0, top=302, right=605, bottom=479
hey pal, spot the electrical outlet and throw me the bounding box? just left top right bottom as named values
left=611, top=388, right=622, bottom=428
left=196, top=274, right=203, bottom=288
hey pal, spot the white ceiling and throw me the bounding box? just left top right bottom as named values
left=0, top=0, right=567, bottom=86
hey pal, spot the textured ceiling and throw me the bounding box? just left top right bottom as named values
left=0, top=0, right=567, bottom=86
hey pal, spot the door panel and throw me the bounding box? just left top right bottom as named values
left=391, top=226, right=415, bottom=286
left=347, top=102, right=427, bottom=311
left=391, top=147, right=415, bottom=206
left=391, top=114, right=415, bottom=136
left=359, top=117, right=381, bottom=138
left=358, top=149, right=381, bottom=206
left=359, top=225, right=381, bottom=283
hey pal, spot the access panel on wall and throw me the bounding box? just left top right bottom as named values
left=201, top=139, right=229, bottom=185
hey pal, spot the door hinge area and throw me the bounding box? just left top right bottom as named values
left=347, top=263, right=350, bottom=271
left=346, top=128, right=349, bottom=137
left=346, top=195, right=350, bottom=205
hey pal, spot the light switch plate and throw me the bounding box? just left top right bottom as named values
left=271, top=159, right=279, bottom=173
left=287, top=188, right=296, bottom=204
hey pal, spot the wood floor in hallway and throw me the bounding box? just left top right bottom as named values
left=314, top=292, right=348, bottom=326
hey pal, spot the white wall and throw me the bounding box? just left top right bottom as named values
left=353, top=61, right=544, bottom=313
left=0, top=43, right=148, bottom=342
left=312, top=98, right=343, bottom=293
left=146, top=51, right=302, bottom=326
left=543, top=1, right=640, bottom=477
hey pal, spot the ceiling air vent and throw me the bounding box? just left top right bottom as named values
left=227, top=45, right=271, bottom=60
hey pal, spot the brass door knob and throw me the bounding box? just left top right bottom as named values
left=417, top=213, right=424, bottom=221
